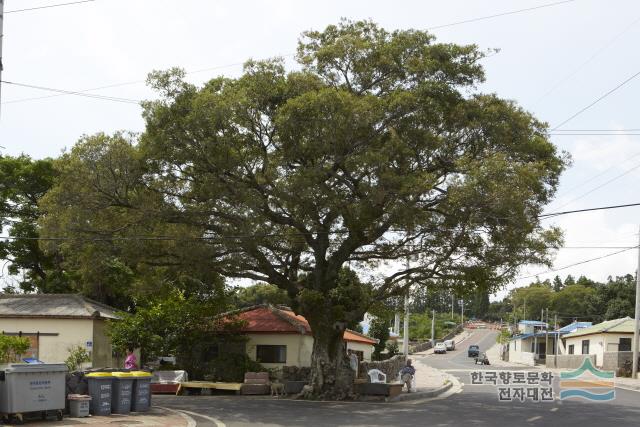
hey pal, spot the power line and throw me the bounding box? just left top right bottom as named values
left=549, top=133, right=640, bottom=136
left=540, top=202, right=640, bottom=219
left=427, top=0, right=578, bottom=30
left=543, top=162, right=640, bottom=214
left=1, top=80, right=141, bottom=104
left=551, top=129, right=640, bottom=132
left=551, top=68, right=640, bottom=130
left=5, top=0, right=96, bottom=14
left=533, top=14, right=640, bottom=106
left=516, top=246, right=636, bottom=280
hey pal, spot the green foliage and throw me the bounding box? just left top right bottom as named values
left=107, top=290, right=241, bottom=375
left=496, top=329, right=511, bottom=344
left=65, top=345, right=92, bottom=372
left=368, top=317, right=390, bottom=360
left=408, top=311, right=462, bottom=341
left=234, top=283, right=292, bottom=307
left=205, top=353, right=267, bottom=382
left=0, top=335, right=30, bottom=363
left=509, top=285, right=553, bottom=321
left=0, top=155, right=70, bottom=293
left=385, top=341, right=399, bottom=357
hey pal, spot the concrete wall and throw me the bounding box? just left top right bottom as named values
left=602, top=351, right=640, bottom=371
left=509, top=349, right=536, bottom=366
left=245, top=333, right=314, bottom=368
left=0, top=317, right=94, bottom=364
left=546, top=354, right=596, bottom=369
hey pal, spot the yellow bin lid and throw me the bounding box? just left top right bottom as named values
left=112, top=372, right=134, bottom=378
left=130, top=371, right=152, bottom=377
left=85, top=372, right=113, bottom=378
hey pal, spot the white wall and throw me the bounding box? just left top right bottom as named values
left=565, top=333, right=634, bottom=367
left=245, top=333, right=314, bottom=368
left=347, top=341, right=373, bottom=362
left=0, top=318, right=94, bottom=364
left=509, top=339, right=536, bottom=366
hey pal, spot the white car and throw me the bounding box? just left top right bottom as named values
left=444, top=339, right=455, bottom=351
left=434, top=342, right=447, bottom=354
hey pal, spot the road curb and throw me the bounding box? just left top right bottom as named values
left=387, top=380, right=453, bottom=402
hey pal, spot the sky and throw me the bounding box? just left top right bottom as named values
left=1, top=0, right=640, bottom=300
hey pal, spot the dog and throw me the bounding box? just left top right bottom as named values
left=270, top=380, right=285, bottom=397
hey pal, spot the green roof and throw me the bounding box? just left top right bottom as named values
left=563, top=317, right=634, bottom=338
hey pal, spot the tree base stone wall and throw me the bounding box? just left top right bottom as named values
left=358, top=355, right=406, bottom=382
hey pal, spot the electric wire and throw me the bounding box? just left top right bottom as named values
left=4, top=0, right=96, bottom=14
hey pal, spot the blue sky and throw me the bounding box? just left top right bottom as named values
left=1, top=0, right=640, bottom=298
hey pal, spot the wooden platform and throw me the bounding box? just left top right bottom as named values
left=177, top=381, right=243, bottom=395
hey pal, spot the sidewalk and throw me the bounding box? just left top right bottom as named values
left=5, top=407, right=193, bottom=427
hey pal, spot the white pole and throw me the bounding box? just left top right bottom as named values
left=0, top=0, right=4, bottom=110
left=431, top=309, right=436, bottom=345
left=461, top=299, right=464, bottom=325
left=632, top=226, right=640, bottom=378
left=403, top=257, right=410, bottom=357
left=451, top=293, right=454, bottom=319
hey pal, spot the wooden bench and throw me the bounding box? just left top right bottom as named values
left=177, top=381, right=243, bottom=395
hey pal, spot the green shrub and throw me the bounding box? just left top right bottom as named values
left=205, top=353, right=267, bottom=382
left=0, top=335, right=30, bottom=363
left=65, top=345, right=92, bottom=372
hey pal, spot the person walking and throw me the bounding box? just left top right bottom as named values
left=400, top=359, right=416, bottom=392
left=124, top=348, right=138, bottom=370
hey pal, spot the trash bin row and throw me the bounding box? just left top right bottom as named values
left=85, top=371, right=152, bottom=416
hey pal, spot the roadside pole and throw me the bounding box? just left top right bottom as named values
left=451, top=294, right=454, bottom=319
left=0, top=0, right=4, bottom=110
left=632, top=226, right=640, bottom=378
left=461, top=299, right=464, bottom=325
left=431, top=309, right=435, bottom=345
left=403, top=257, right=410, bottom=358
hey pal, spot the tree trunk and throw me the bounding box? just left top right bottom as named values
left=306, top=316, right=355, bottom=400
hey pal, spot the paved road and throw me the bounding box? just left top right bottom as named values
left=157, top=329, right=640, bottom=426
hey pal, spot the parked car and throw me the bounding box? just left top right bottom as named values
left=434, top=342, right=447, bottom=354
left=475, top=352, right=490, bottom=365
left=468, top=345, right=480, bottom=357
left=444, top=339, right=455, bottom=351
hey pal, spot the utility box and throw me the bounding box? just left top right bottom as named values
left=0, top=363, right=67, bottom=421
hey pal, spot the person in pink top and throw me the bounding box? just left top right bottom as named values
left=124, top=348, right=138, bottom=370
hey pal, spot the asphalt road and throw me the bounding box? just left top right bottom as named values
left=157, top=329, right=640, bottom=426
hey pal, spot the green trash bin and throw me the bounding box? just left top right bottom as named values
left=86, top=372, right=113, bottom=416
left=130, top=371, right=152, bottom=412
left=111, top=372, right=134, bottom=414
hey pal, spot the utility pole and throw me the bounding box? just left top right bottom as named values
left=451, top=293, right=454, bottom=319
left=0, top=0, right=4, bottom=109
left=431, top=309, right=436, bottom=345
left=523, top=298, right=527, bottom=320
left=633, top=226, right=640, bottom=379
left=554, top=314, right=558, bottom=356
left=403, top=257, right=410, bottom=357
left=461, top=299, right=464, bottom=325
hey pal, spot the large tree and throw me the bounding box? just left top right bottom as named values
left=45, top=21, right=565, bottom=398
left=0, top=155, right=70, bottom=293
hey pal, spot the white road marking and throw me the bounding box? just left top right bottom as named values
left=156, top=406, right=197, bottom=427
left=527, top=416, right=542, bottom=422
left=550, top=407, right=558, bottom=412
left=180, top=409, right=227, bottom=427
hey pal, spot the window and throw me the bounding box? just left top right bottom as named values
left=256, top=345, right=286, bottom=363
left=568, top=344, right=574, bottom=355
left=619, top=338, right=632, bottom=352
left=582, top=340, right=590, bottom=355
